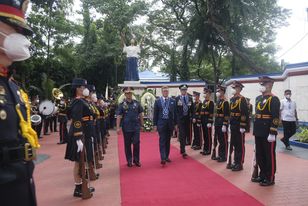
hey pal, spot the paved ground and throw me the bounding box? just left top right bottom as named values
left=34, top=129, right=308, bottom=206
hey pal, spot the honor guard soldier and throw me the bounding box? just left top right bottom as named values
left=175, top=84, right=193, bottom=158
left=227, top=81, right=249, bottom=171
left=0, top=1, right=40, bottom=205
left=65, top=78, right=95, bottom=198
left=212, top=85, right=230, bottom=162
left=252, top=76, right=280, bottom=186
left=153, top=86, right=177, bottom=165
left=57, top=97, right=68, bottom=144
left=200, top=88, right=214, bottom=155
left=85, top=85, right=102, bottom=174
left=191, top=91, right=202, bottom=150
left=116, top=87, right=144, bottom=167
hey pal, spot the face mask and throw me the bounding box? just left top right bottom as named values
left=216, top=92, right=221, bottom=98
left=0, top=31, right=31, bottom=61
left=285, top=94, right=291, bottom=99
left=230, top=88, right=236, bottom=95
left=91, top=93, right=97, bottom=99
left=82, top=88, right=90, bottom=97
left=193, top=97, right=196, bottom=102
left=259, top=85, right=266, bottom=93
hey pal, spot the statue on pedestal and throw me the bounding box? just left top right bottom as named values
left=121, top=32, right=144, bottom=81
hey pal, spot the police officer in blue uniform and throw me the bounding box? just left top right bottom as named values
left=116, top=87, right=144, bottom=167
left=175, top=84, right=193, bottom=158
left=153, top=86, right=177, bottom=165
left=253, top=76, right=280, bottom=186
left=0, top=1, right=40, bottom=205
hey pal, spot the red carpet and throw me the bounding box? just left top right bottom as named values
left=118, top=132, right=263, bottom=206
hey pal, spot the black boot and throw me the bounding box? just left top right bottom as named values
left=73, top=184, right=82, bottom=197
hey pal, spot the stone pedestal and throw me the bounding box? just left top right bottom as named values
left=118, top=81, right=147, bottom=96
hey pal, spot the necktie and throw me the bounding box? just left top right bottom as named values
left=162, top=98, right=169, bottom=119
left=183, top=96, right=188, bottom=115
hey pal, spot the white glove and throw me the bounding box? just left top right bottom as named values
left=76, top=139, right=83, bottom=152
left=267, top=134, right=276, bottom=142
left=207, top=123, right=212, bottom=128
left=240, top=128, right=246, bottom=133
left=222, top=125, right=227, bottom=133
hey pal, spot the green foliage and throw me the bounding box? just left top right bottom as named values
left=9, top=0, right=289, bottom=99
left=297, top=127, right=308, bottom=143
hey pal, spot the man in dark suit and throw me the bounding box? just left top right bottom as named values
left=175, top=84, right=193, bottom=158
left=153, top=86, right=177, bottom=165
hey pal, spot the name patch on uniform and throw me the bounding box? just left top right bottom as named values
left=0, top=86, right=5, bottom=95
left=0, top=110, right=7, bottom=120
left=74, top=121, right=82, bottom=128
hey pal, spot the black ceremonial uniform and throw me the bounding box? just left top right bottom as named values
left=229, top=94, right=249, bottom=170
left=192, top=100, right=202, bottom=149
left=0, top=73, right=37, bottom=206
left=65, top=98, right=93, bottom=162
left=253, top=93, right=280, bottom=184
left=214, top=98, right=230, bottom=162
left=175, top=94, right=193, bottom=154
left=200, top=99, right=214, bottom=155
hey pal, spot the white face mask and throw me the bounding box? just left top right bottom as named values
left=230, top=88, right=236, bottom=95
left=82, top=88, right=90, bottom=97
left=0, top=31, right=31, bottom=61
left=216, top=92, right=221, bottom=98
left=285, top=94, right=291, bottom=99
left=259, top=85, right=266, bottom=93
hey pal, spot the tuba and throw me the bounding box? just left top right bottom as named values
left=52, top=88, right=66, bottom=112
left=52, top=88, right=64, bottom=100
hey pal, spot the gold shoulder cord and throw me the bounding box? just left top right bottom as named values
left=257, top=96, right=272, bottom=112
left=203, top=101, right=210, bottom=109
left=230, top=98, right=241, bottom=110
left=216, top=100, right=224, bottom=110
left=15, top=89, right=40, bottom=149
